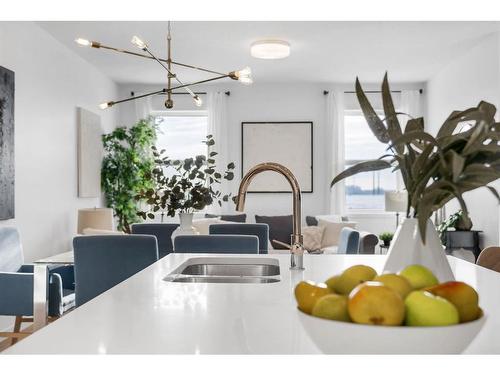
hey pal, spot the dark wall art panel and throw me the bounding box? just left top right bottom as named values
left=0, top=66, right=14, bottom=220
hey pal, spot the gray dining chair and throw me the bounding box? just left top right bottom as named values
left=0, top=227, right=75, bottom=344
left=209, top=223, right=269, bottom=254
left=477, top=246, right=500, bottom=273
left=337, top=227, right=360, bottom=254
left=174, top=235, right=259, bottom=254
left=131, top=223, right=179, bottom=258
left=73, top=235, right=159, bottom=306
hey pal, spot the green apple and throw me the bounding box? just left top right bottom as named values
left=334, top=265, right=377, bottom=295
left=399, top=264, right=439, bottom=289
left=311, top=294, right=350, bottom=322
left=405, top=291, right=459, bottom=326
left=325, top=275, right=340, bottom=291
left=294, top=281, right=331, bottom=314
left=425, top=281, right=481, bottom=322
left=374, top=273, right=413, bottom=299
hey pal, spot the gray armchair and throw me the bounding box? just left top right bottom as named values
left=358, top=232, right=379, bottom=254
left=0, top=227, right=75, bottom=343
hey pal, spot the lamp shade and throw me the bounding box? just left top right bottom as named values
left=385, top=191, right=408, bottom=213
left=77, top=208, right=114, bottom=234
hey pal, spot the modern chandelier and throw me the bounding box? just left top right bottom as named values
left=75, top=22, right=253, bottom=110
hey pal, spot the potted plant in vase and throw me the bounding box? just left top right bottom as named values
left=437, top=210, right=472, bottom=246
left=137, top=135, right=235, bottom=239
left=379, top=232, right=394, bottom=247
left=331, top=73, right=500, bottom=281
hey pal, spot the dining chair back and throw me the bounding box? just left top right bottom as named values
left=337, top=227, right=360, bottom=254
left=73, top=235, right=159, bottom=306
left=131, top=223, right=179, bottom=258
left=209, top=223, right=269, bottom=254
left=477, top=246, right=500, bottom=273
left=174, top=235, right=259, bottom=254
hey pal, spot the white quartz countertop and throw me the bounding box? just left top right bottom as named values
left=4, top=254, right=500, bottom=354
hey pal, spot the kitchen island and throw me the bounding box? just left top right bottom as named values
left=4, top=254, right=500, bottom=354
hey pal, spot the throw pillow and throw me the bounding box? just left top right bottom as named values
left=192, top=218, right=224, bottom=235
left=255, top=215, right=293, bottom=249
left=302, top=225, right=325, bottom=252
left=305, top=216, right=318, bottom=226
left=318, top=219, right=357, bottom=248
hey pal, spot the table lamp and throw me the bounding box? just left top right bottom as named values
left=385, top=190, right=408, bottom=229
left=77, top=208, right=114, bottom=234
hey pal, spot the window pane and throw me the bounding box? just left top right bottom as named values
left=344, top=112, right=398, bottom=211
left=345, top=167, right=397, bottom=211
left=344, top=114, right=388, bottom=161
left=155, top=115, right=207, bottom=160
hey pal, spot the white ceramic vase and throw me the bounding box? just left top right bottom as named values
left=171, top=212, right=199, bottom=243
left=383, top=218, right=455, bottom=282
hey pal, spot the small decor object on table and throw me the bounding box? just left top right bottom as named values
left=137, top=135, right=235, bottom=240
left=379, top=232, right=394, bottom=247
left=331, top=73, right=500, bottom=282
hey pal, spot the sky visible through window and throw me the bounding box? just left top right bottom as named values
left=155, top=115, right=208, bottom=161
left=344, top=113, right=397, bottom=211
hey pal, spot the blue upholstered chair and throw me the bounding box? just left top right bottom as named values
left=174, top=235, right=259, bottom=254
left=337, top=227, right=360, bottom=254
left=73, top=235, right=159, bottom=306
left=0, top=227, right=75, bottom=343
left=131, top=223, right=179, bottom=258
left=209, top=223, right=269, bottom=254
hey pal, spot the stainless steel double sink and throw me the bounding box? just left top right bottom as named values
left=163, top=257, right=281, bottom=284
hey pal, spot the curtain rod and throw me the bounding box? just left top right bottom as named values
left=130, top=91, right=230, bottom=97
left=323, top=89, right=423, bottom=95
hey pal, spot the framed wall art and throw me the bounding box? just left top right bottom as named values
left=241, top=121, right=313, bottom=193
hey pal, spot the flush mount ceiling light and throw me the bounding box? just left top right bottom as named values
left=250, top=40, right=290, bottom=59
left=75, top=22, right=253, bottom=110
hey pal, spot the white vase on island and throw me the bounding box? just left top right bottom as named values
left=383, top=218, right=455, bottom=282
left=171, top=212, right=199, bottom=242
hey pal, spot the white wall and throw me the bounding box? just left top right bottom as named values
left=118, top=81, right=424, bottom=235
left=0, top=22, right=119, bottom=262
left=426, top=32, right=500, bottom=248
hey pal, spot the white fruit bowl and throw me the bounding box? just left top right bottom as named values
left=298, top=309, right=486, bottom=354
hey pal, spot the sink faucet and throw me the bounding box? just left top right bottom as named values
left=235, top=162, right=304, bottom=270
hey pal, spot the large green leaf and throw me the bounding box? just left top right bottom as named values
left=330, top=159, right=392, bottom=187
left=405, top=117, right=424, bottom=133
left=355, top=77, right=390, bottom=143
left=381, top=73, right=403, bottom=153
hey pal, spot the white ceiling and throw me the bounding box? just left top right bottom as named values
left=38, top=21, right=500, bottom=85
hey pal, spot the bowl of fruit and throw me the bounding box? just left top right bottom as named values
left=296, top=264, right=486, bottom=354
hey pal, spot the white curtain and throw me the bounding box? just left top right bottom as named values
left=325, top=91, right=345, bottom=215
left=134, top=96, right=153, bottom=123
left=207, top=91, right=229, bottom=214
left=400, top=90, right=423, bottom=122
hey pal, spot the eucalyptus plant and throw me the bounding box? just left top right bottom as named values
left=331, top=74, right=500, bottom=242
left=137, top=135, right=235, bottom=220
left=101, top=118, right=157, bottom=233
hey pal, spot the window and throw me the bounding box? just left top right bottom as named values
left=153, top=111, right=208, bottom=160
left=344, top=110, right=398, bottom=212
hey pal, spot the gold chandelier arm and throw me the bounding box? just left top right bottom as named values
left=89, top=43, right=229, bottom=77
left=102, top=88, right=166, bottom=108
left=170, top=61, right=227, bottom=77
left=169, top=75, right=231, bottom=92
